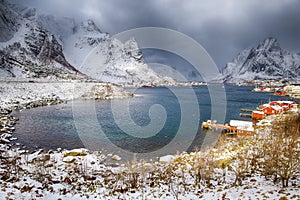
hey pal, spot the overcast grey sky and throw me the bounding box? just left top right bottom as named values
left=11, top=0, right=300, bottom=69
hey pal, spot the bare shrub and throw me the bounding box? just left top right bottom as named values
left=261, top=114, right=300, bottom=187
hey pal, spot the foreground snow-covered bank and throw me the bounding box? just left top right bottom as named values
left=0, top=137, right=299, bottom=200
left=0, top=81, right=299, bottom=199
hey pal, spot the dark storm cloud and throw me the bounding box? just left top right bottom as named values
left=11, top=0, right=300, bottom=69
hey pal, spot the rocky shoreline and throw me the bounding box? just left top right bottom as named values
left=0, top=80, right=132, bottom=145
left=0, top=80, right=146, bottom=199
left=0, top=81, right=299, bottom=199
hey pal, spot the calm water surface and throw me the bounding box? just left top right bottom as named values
left=13, top=86, right=290, bottom=158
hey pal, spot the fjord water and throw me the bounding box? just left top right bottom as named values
left=13, top=86, right=289, bottom=157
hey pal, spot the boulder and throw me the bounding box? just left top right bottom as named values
left=62, top=157, right=76, bottom=163
left=159, top=155, right=175, bottom=164
left=111, top=155, right=121, bottom=161
left=63, top=148, right=88, bottom=157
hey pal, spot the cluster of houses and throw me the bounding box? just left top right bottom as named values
left=252, top=85, right=300, bottom=99
left=202, top=100, right=299, bottom=137
left=252, top=100, right=298, bottom=119
left=235, top=100, right=298, bottom=136
left=204, top=83, right=300, bottom=136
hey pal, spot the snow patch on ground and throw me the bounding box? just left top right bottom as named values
left=0, top=84, right=299, bottom=199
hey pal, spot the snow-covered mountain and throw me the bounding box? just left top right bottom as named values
left=0, top=1, right=85, bottom=80
left=80, top=37, right=175, bottom=86
left=218, top=37, right=300, bottom=83
left=36, top=15, right=175, bottom=86
left=0, top=1, right=175, bottom=86
left=36, top=15, right=109, bottom=69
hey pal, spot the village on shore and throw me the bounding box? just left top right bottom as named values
left=0, top=79, right=300, bottom=199
left=203, top=79, right=300, bottom=137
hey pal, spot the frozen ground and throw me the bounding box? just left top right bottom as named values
left=0, top=145, right=298, bottom=200
left=0, top=81, right=299, bottom=199
left=0, top=80, right=131, bottom=109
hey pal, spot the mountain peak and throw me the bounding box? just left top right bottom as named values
left=81, top=19, right=102, bottom=33
left=1, top=1, right=176, bottom=85
left=257, top=37, right=280, bottom=51
left=0, top=1, right=85, bottom=80
left=217, top=37, right=300, bottom=83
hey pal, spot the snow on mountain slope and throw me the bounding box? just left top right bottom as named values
left=0, top=1, right=21, bottom=42
left=217, top=37, right=300, bottom=83
left=0, top=1, right=86, bottom=80
left=35, top=13, right=175, bottom=86
left=1, top=1, right=176, bottom=85
left=81, top=37, right=175, bottom=86
left=36, top=15, right=109, bottom=68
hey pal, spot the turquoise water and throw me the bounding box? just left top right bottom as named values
left=13, top=86, right=290, bottom=157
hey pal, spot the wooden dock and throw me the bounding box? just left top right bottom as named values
left=201, top=120, right=236, bottom=133
left=240, top=108, right=254, bottom=118
left=240, top=113, right=252, bottom=118
left=201, top=119, right=256, bottom=136
left=240, top=108, right=254, bottom=112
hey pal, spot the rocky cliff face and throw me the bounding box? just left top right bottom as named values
left=0, top=1, right=84, bottom=80
left=35, top=14, right=175, bottom=86
left=36, top=15, right=109, bottom=68
left=1, top=1, right=175, bottom=85
left=218, top=37, right=300, bottom=83
left=80, top=37, right=175, bottom=86
left=0, top=0, right=21, bottom=42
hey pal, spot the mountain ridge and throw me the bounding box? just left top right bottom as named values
left=36, top=14, right=175, bottom=86
left=0, top=1, right=85, bottom=80
left=0, top=1, right=176, bottom=86
left=217, top=37, right=300, bottom=83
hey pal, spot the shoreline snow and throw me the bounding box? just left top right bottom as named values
left=0, top=82, right=299, bottom=199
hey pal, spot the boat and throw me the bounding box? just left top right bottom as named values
left=252, top=87, right=275, bottom=92
left=274, top=90, right=287, bottom=96
left=142, top=83, right=156, bottom=88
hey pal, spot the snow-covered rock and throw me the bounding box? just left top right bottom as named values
left=36, top=14, right=176, bottom=86
left=0, top=1, right=176, bottom=86
left=111, top=154, right=122, bottom=161
left=159, top=155, right=175, bottom=163
left=217, top=37, right=300, bottom=83
left=36, top=15, right=109, bottom=68
left=63, top=148, right=89, bottom=157
left=0, top=1, right=21, bottom=42
left=80, top=37, right=176, bottom=86
left=0, top=1, right=86, bottom=80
